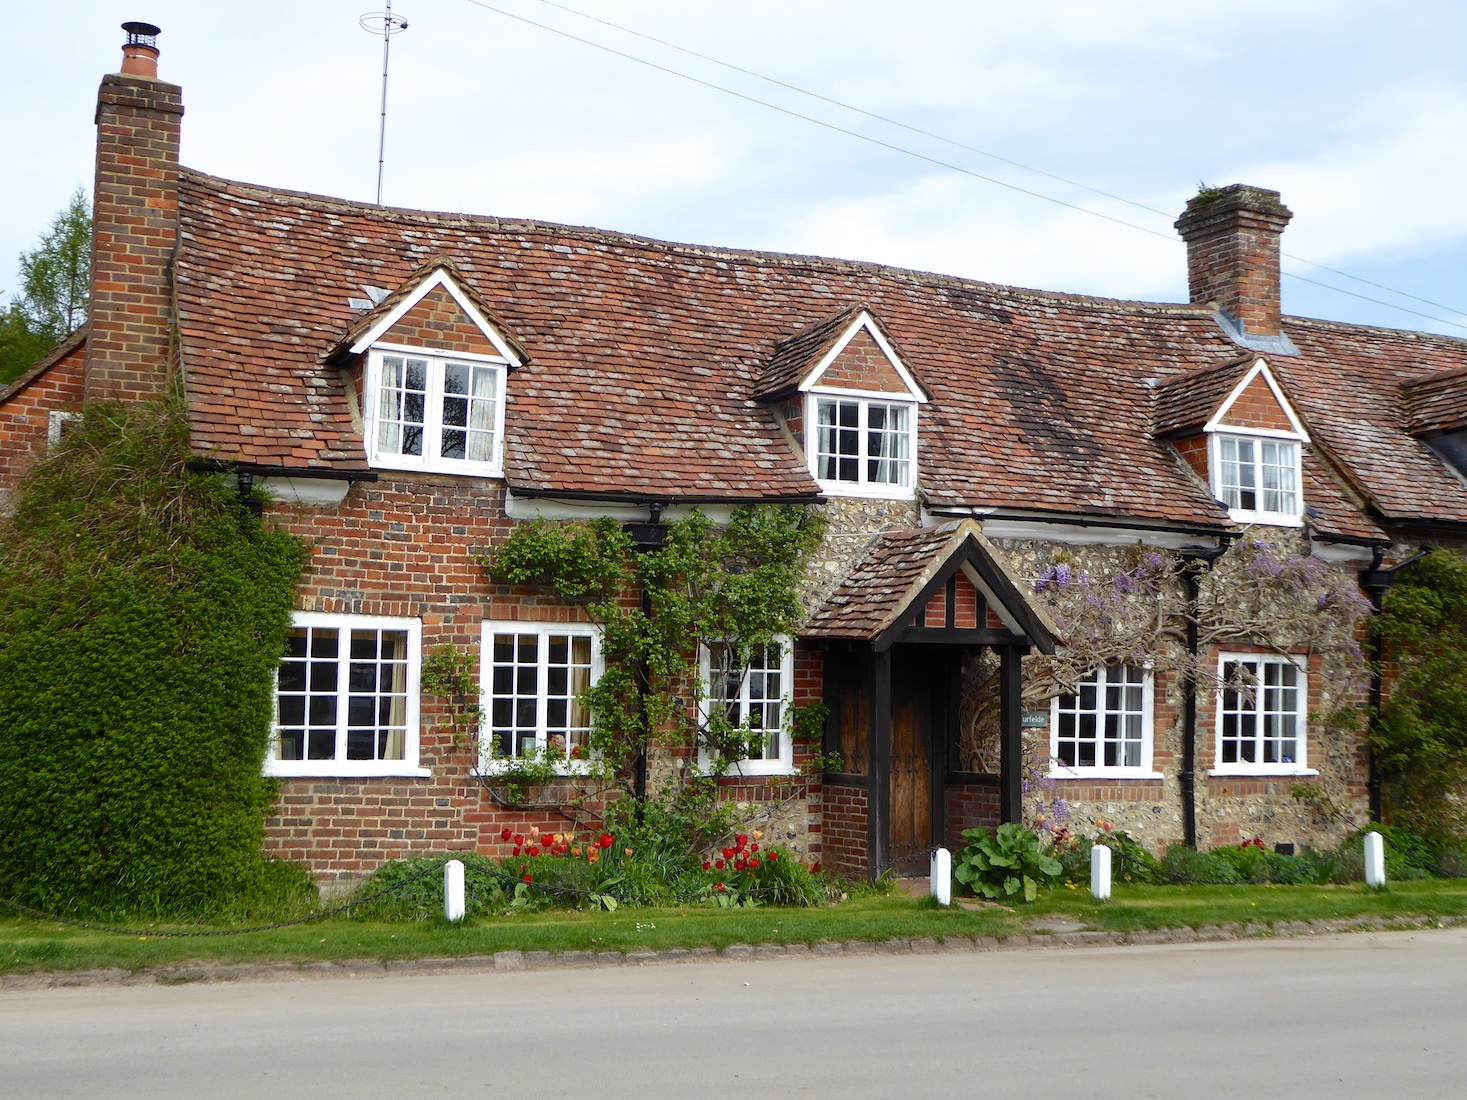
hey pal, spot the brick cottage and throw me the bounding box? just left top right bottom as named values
left=6, top=26, right=1467, bottom=881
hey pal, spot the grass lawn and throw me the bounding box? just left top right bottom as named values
left=3, top=879, right=1465, bottom=978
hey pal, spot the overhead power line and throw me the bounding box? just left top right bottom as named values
left=459, top=0, right=1467, bottom=333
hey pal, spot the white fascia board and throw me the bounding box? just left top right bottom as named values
left=1204, top=358, right=1310, bottom=442
left=796, top=312, right=927, bottom=403
left=1310, top=540, right=1381, bottom=564
left=257, top=476, right=353, bottom=506
left=973, top=516, right=1223, bottom=550
left=349, top=268, right=523, bottom=366
left=504, top=492, right=736, bottom=524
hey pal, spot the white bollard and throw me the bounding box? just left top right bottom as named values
left=1091, top=844, right=1112, bottom=901
left=444, top=858, right=466, bottom=921
left=930, top=847, right=952, bottom=906
left=1364, top=831, right=1387, bottom=888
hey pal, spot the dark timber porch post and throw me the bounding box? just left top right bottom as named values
left=999, top=643, right=1023, bottom=824
left=869, top=647, right=892, bottom=875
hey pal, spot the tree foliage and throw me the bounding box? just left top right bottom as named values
left=1, top=189, right=91, bottom=384
left=0, top=397, right=305, bottom=917
left=1375, top=549, right=1467, bottom=839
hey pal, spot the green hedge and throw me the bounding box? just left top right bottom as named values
left=0, top=399, right=303, bottom=918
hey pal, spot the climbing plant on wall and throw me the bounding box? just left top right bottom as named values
left=482, top=505, right=826, bottom=789
left=0, top=397, right=305, bottom=918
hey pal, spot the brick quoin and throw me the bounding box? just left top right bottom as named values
left=86, top=69, right=183, bottom=402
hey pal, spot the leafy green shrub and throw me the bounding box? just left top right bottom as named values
left=953, top=824, right=1062, bottom=902
left=1160, top=845, right=1240, bottom=884
left=349, top=853, right=510, bottom=921
left=0, top=398, right=304, bottom=918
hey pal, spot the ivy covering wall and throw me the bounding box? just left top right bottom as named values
left=0, top=399, right=304, bottom=917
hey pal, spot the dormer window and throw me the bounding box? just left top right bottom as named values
left=369, top=350, right=505, bottom=473
left=753, top=306, right=928, bottom=501
left=337, top=262, right=527, bottom=478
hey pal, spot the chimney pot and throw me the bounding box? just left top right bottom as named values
left=119, top=21, right=161, bottom=78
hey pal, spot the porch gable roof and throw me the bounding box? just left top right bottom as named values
left=802, top=520, right=1059, bottom=653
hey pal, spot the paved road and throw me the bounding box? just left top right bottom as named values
left=2, top=930, right=1465, bottom=1098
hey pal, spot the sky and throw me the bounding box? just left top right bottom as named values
left=6, top=1, right=1467, bottom=338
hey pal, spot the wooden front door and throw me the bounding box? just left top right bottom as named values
left=888, top=648, right=937, bottom=868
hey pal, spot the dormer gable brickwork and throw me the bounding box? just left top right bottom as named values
left=378, top=285, right=503, bottom=359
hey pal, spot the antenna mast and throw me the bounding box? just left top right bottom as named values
left=360, top=4, right=409, bottom=205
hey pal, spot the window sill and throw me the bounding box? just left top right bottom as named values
left=720, top=764, right=800, bottom=780
left=1049, top=769, right=1164, bottom=781
left=366, top=454, right=504, bottom=479
left=265, top=762, right=432, bottom=779
left=812, top=479, right=916, bottom=501
left=1209, top=767, right=1317, bottom=778
left=1226, top=509, right=1304, bottom=528
left=473, top=763, right=594, bottom=779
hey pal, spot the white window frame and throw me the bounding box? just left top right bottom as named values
left=478, top=621, right=602, bottom=775
left=1207, top=431, right=1304, bottom=527
left=1048, top=664, right=1160, bottom=779
left=1211, top=653, right=1316, bottom=777
left=267, top=611, right=427, bottom=778
left=697, top=639, right=796, bottom=777
left=362, top=345, right=509, bottom=477
left=805, top=390, right=919, bottom=499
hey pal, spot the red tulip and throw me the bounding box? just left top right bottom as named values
left=749, top=843, right=759, bottom=853
left=599, top=833, right=614, bottom=849
left=749, top=858, right=759, bottom=868
left=500, top=827, right=512, bottom=842
left=769, top=852, right=778, bottom=862
left=715, top=859, right=725, bottom=870
left=715, top=882, right=725, bottom=891
left=702, top=861, right=711, bottom=870
left=721, top=847, right=735, bottom=860
left=526, top=846, right=539, bottom=857
left=513, top=834, right=525, bottom=846
left=512, top=846, right=521, bottom=856
left=522, top=874, right=532, bottom=883
left=735, top=860, right=747, bottom=871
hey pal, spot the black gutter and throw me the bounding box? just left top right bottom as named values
left=1178, top=540, right=1231, bottom=849
left=1359, top=546, right=1428, bottom=823
left=187, top=459, right=379, bottom=482
left=510, top=486, right=823, bottom=506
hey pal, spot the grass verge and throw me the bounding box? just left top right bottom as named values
left=3, top=879, right=1465, bottom=978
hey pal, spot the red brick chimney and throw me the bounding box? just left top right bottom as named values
left=1175, top=184, right=1292, bottom=340
left=86, top=22, right=183, bottom=402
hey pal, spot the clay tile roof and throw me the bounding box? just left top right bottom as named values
left=326, top=256, right=531, bottom=366
left=1150, top=354, right=1255, bottom=438
left=803, top=520, right=1059, bottom=647
left=166, top=167, right=1467, bottom=526
left=752, top=304, right=868, bottom=400
left=1402, top=367, right=1467, bottom=436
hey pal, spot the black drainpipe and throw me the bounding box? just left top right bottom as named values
left=1179, top=540, right=1230, bottom=849
left=625, top=502, right=667, bottom=803
left=1359, top=546, right=1427, bottom=823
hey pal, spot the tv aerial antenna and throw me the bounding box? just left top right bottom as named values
left=360, top=3, right=409, bottom=205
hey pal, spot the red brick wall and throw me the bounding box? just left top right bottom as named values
left=820, top=782, right=868, bottom=876
left=817, top=328, right=909, bottom=393
left=1216, top=372, right=1295, bottom=433
left=1175, top=433, right=1210, bottom=482
left=944, top=782, right=999, bottom=849
left=0, top=345, right=86, bottom=496
left=87, top=73, right=183, bottom=403
left=381, top=286, right=498, bottom=356
left=262, top=475, right=616, bottom=879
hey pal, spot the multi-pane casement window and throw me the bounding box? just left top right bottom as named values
left=700, top=641, right=795, bottom=776
left=1214, top=655, right=1312, bottom=775
left=269, top=612, right=425, bottom=777
left=480, top=623, right=599, bottom=771
left=365, top=349, right=507, bottom=475
left=1212, top=435, right=1301, bottom=524
left=810, top=395, right=915, bottom=494
left=1050, top=665, right=1157, bottom=777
